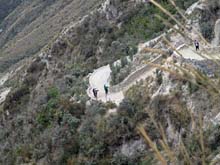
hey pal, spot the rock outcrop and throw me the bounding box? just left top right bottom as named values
left=212, top=19, right=220, bottom=46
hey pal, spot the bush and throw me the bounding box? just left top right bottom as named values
left=207, top=0, right=220, bottom=12
left=200, top=21, right=214, bottom=42
left=59, top=98, right=85, bottom=118
left=207, top=125, right=220, bottom=151
left=47, top=86, right=60, bottom=99
left=15, top=145, right=33, bottom=163
left=86, top=102, right=107, bottom=116
left=105, top=101, right=117, bottom=109
left=110, top=60, right=131, bottom=85
left=118, top=98, right=136, bottom=118
left=111, top=153, right=133, bottom=165
left=188, top=81, right=199, bottom=94
left=27, top=59, right=45, bottom=73
left=3, top=84, right=30, bottom=111
left=175, top=0, right=197, bottom=10
left=156, top=69, right=163, bottom=85
left=121, top=57, right=128, bottom=68
left=36, top=108, right=57, bottom=128
left=62, top=113, right=80, bottom=130
left=199, top=0, right=220, bottom=41
left=37, top=86, right=61, bottom=128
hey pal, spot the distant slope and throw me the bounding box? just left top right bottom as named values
left=0, top=0, right=103, bottom=72
left=0, top=0, right=23, bottom=23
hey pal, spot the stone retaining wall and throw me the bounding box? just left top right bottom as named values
left=110, top=55, right=163, bottom=93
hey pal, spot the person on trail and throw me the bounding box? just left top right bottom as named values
left=92, top=88, right=98, bottom=99
left=104, top=84, right=109, bottom=96
left=194, top=40, right=199, bottom=51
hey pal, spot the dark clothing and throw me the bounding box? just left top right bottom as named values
left=104, top=85, right=109, bottom=95
left=92, top=88, right=98, bottom=99
left=194, top=40, right=199, bottom=51
left=196, top=42, right=199, bottom=51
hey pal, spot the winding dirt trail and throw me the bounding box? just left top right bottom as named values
left=87, top=65, right=124, bottom=105
left=86, top=44, right=216, bottom=105
left=179, top=46, right=204, bottom=60
left=0, top=73, right=11, bottom=104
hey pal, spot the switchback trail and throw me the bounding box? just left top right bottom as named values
left=87, top=44, right=219, bottom=105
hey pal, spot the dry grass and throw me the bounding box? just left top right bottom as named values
left=138, top=111, right=207, bottom=164
left=142, top=47, right=168, bottom=56
left=0, top=0, right=103, bottom=72
left=137, top=0, right=220, bottom=164
left=138, top=126, right=167, bottom=165
left=150, top=0, right=210, bottom=46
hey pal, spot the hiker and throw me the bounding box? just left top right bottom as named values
left=194, top=40, right=199, bottom=51
left=104, top=84, right=109, bottom=96
left=92, top=88, right=98, bottom=99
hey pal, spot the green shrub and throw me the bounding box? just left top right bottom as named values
left=110, top=61, right=131, bottom=85
left=188, top=81, right=199, bottom=94
left=59, top=98, right=85, bottom=118
left=36, top=108, right=56, bottom=128
left=156, top=69, right=163, bottom=85
left=62, top=113, right=80, bottom=130
left=118, top=98, right=136, bottom=118
left=3, top=84, right=30, bottom=111
left=121, top=1, right=178, bottom=41
left=174, top=0, right=197, bottom=10
left=87, top=102, right=107, bottom=116
left=121, top=57, right=128, bottom=68
left=37, top=87, right=61, bottom=128
left=105, top=101, right=117, bottom=109
left=111, top=153, right=133, bottom=165
left=200, top=21, right=214, bottom=42
left=207, top=125, right=220, bottom=151
left=199, top=0, right=220, bottom=41
left=47, top=86, right=60, bottom=99
left=15, top=145, right=33, bottom=162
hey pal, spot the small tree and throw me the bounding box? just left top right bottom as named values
left=156, top=69, right=163, bottom=85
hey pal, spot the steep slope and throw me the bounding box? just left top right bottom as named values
left=0, top=0, right=103, bottom=72
left=1, top=0, right=218, bottom=164
left=0, top=0, right=23, bottom=23
left=0, top=0, right=152, bottom=163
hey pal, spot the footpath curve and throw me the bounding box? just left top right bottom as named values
left=87, top=42, right=220, bottom=105
left=86, top=55, right=162, bottom=105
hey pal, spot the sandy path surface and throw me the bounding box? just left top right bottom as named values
left=0, top=73, right=11, bottom=105
left=87, top=65, right=124, bottom=105
left=179, top=47, right=204, bottom=60
left=87, top=42, right=220, bottom=105
left=0, top=88, right=11, bottom=104
left=179, top=46, right=220, bottom=60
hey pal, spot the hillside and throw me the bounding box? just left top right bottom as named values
left=0, top=0, right=220, bottom=164
left=0, top=0, right=103, bottom=72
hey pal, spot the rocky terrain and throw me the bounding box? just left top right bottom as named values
left=0, top=0, right=103, bottom=72
left=0, top=0, right=220, bottom=164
